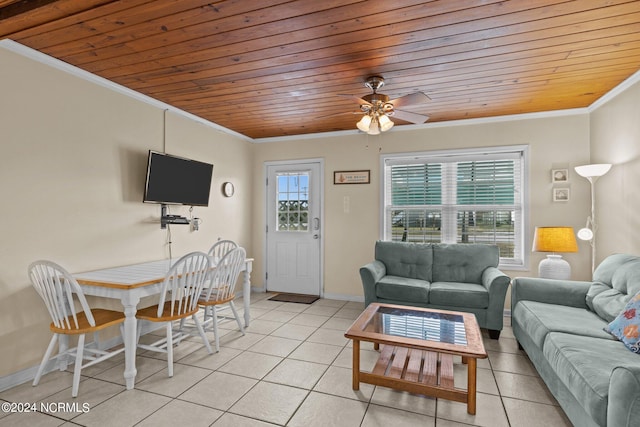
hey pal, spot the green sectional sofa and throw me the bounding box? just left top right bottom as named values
left=359, top=241, right=511, bottom=338
left=512, top=254, right=640, bottom=427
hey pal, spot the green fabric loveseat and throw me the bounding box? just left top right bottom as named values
left=359, top=241, right=511, bottom=339
left=512, top=254, right=640, bottom=427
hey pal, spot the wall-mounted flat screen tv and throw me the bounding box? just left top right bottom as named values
left=143, top=151, right=214, bottom=206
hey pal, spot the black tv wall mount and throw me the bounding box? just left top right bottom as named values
left=160, top=204, right=190, bottom=229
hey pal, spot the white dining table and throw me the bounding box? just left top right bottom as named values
left=73, top=256, right=253, bottom=390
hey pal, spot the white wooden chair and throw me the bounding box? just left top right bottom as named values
left=207, top=239, right=238, bottom=261
left=136, top=252, right=213, bottom=377
left=199, top=247, right=246, bottom=352
left=29, top=260, right=126, bottom=398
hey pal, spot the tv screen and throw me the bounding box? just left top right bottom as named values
left=143, top=151, right=214, bottom=206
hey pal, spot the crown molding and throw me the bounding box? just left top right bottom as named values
left=253, top=108, right=589, bottom=143
left=588, top=68, right=640, bottom=112
left=3, top=38, right=639, bottom=144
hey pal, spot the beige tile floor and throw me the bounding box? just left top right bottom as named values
left=0, top=293, right=574, bottom=427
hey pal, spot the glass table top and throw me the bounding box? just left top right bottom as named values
left=363, top=306, right=467, bottom=346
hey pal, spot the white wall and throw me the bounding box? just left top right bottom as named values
left=0, top=45, right=253, bottom=377
left=589, top=78, right=640, bottom=261
left=252, top=113, right=593, bottom=303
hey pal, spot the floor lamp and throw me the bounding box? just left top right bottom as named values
left=574, top=163, right=612, bottom=275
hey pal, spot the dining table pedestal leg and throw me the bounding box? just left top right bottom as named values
left=121, top=294, right=140, bottom=390
left=242, top=261, right=253, bottom=327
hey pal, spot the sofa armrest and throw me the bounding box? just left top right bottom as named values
left=360, top=261, right=386, bottom=307
left=511, top=277, right=592, bottom=309
left=609, top=365, right=640, bottom=427
left=481, top=267, right=511, bottom=331
left=481, top=267, right=510, bottom=292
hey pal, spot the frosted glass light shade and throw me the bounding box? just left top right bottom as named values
left=357, top=115, right=372, bottom=132
left=574, top=164, right=611, bottom=178
left=368, top=117, right=380, bottom=135
left=378, top=114, right=394, bottom=132
left=577, top=227, right=594, bottom=241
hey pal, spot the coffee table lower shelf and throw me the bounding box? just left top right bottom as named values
left=352, top=341, right=478, bottom=414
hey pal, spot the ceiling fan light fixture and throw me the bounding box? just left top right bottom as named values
left=368, top=116, right=380, bottom=135
left=349, top=75, right=430, bottom=134
left=357, top=115, right=372, bottom=132
left=378, top=114, right=394, bottom=132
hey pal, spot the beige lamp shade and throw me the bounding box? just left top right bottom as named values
left=532, top=227, right=578, bottom=253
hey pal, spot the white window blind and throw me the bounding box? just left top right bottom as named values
left=383, top=147, right=527, bottom=267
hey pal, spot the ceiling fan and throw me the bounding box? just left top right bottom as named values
left=342, top=76, right=430, bottom=135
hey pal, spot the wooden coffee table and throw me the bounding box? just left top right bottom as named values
left=345, top=303, right=487, bottom=414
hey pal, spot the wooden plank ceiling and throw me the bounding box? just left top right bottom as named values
left=2, top=0, right=640, bottom=139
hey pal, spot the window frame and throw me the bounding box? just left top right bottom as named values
left=380, top=145, right=529, bottom=270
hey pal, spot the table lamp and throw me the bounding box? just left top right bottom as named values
left=532, top=226, right=578, bottom=279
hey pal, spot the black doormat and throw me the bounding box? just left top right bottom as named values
left=268, top=293, right=320, bottom=304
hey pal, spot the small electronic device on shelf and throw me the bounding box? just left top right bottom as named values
left=159, top=205, right=190, bottom=228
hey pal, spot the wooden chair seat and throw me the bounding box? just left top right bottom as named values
left=136, top=301, right=199, bottom=323
left=199, top=293, right=234, bottom=306
left=50, top=309, right=125, bottom=334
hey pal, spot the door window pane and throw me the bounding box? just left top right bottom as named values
left=276, top=173, right=309, bottom=231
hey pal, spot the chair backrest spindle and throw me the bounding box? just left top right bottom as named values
left=204, top=247, right=246, bottom=302
left=207, top=240, right=238, bottom=262
left=157, top=252, right=211, bottom=318
left=29, top=260, right=95, bottom=331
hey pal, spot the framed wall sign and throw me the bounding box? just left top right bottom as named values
left=552, top=168, right=569, bottom=183
left=553, top=188, right=570, bottom=202
left=333, top=170, right=370, bottom=184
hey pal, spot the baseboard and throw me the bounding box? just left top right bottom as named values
left=322, top=293, right=365, bottom=303
left=0, top=321, right=162, bottom=393
left=252, top=289, right=508, bottom=312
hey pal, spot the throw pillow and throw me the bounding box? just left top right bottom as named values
left=605, top=291, right=640, bottom=353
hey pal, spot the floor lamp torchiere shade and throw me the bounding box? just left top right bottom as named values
left=574, top=164, right=612, bottom=275
left=532, top=227, right=578, bottom=279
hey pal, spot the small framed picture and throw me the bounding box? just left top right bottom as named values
left=552, top=169, right=569, bottom=183
left=334, top=170, right=370, bottom=184
left=553, top=188, right=570, bottom=202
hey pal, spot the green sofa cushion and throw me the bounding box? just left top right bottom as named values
left=543, top=332, right=640, bottom=427
left=376, top=275, right=430, bottom=302
left=429, top=282, right=488, bottom=308
left=587, top=254, right=640, bottom=322
left=513, top=301, right=614, bottom=349
left=375, top=241, right=433, bottom=281
left=432, top=243, right=499, bottom=284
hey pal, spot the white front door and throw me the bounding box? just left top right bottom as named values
left=266, top=161, right=322, bottom=295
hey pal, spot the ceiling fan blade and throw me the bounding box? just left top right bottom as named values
left=337, top=94, right=372, bottom=106
left=389, top=92, right=430, bottom=108
left=318, top=111, right=363, bottom=119
left=391, top=109, right=430, bottom=124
